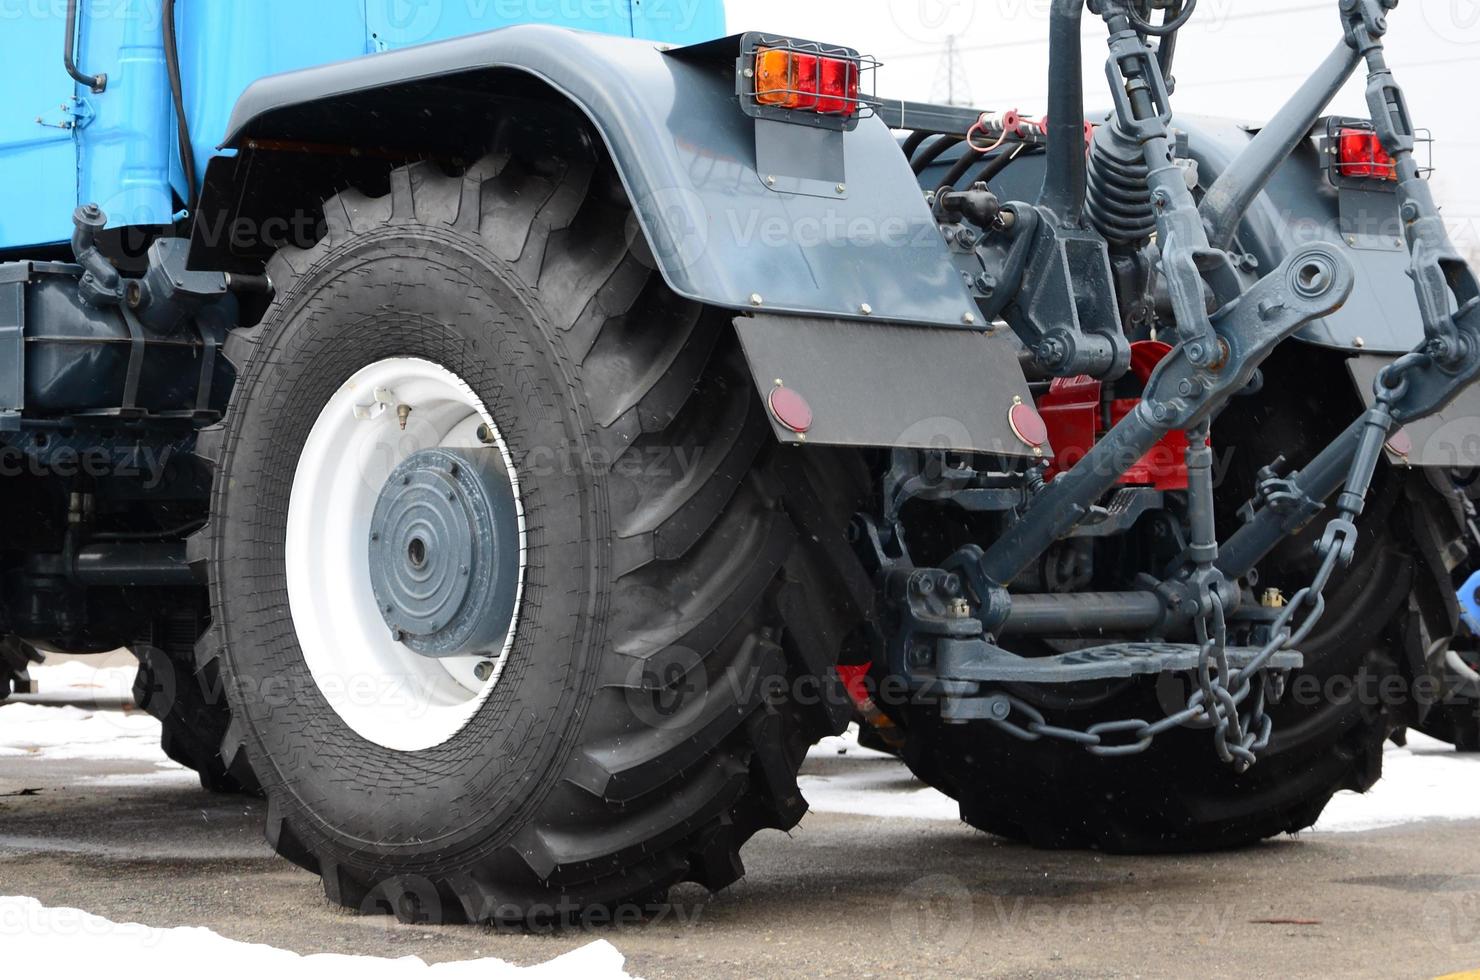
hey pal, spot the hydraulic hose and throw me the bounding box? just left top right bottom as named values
left=63, top=0, right=107, bottom=93
left=162, top=0, right=197, bottom=215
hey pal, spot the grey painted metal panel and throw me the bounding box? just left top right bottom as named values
left=733, top=314, right=1039, bottom=455
left=1349, top=354, right=1480, bottom=467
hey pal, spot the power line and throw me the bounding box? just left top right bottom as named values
left=983, top=53, right=1480, bottom=108
left=878, top=3, right=1333, bottom=62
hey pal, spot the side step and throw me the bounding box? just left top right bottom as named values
left=936, top=639, right=1303, bottom=685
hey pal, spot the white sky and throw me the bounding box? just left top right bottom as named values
left=727, top=0, right=1480, bottom=254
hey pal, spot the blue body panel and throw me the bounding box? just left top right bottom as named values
left=0, top=0, right=725, bottom=250
left=1, top=15, right=83, bottom=248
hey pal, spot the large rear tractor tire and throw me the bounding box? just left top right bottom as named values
left=195, top=142, right=855, bottom=922
left=133, top=632, right=258, bottom=794
left=898, top=352, right=1465, bottom=852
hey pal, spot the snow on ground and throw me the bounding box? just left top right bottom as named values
left=0, top=702, right=176, bottom=764
left=1, top=660, right=1477, bottom=975
left=6, top=663, right=1478, bottom=831
left=21, top=657, right=138, bottom=705
left=0, top=897, right=632, bottom=980
left=1313, top=732, right=1480, bottom=833
left=802, top=725, right=1480, bottom=834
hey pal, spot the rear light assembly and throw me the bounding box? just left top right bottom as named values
left=1336, top=128, right=1397, bottom=180
left=741, top=34, right=874, bottom=130
left=1322, top=117, right=1431, bottom=189
left=754, top=47, right=860, bottom=116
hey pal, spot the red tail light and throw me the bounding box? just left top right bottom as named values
left=1337, top=128, right=1397, bottom=181
left=816, top=56, right=860, bottom=116
left=755, top=47, right=861, bottom=118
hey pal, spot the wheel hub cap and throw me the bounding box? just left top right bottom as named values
left=368, top=447, right=520, bottom=659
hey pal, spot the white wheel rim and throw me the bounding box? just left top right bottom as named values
left=285, top=357, right=526, bottom=752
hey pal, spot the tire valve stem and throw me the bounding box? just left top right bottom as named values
left=474, top=661, right=495, bottom=682
left=476, top=424, right=495, bottom=446
left=397, top=404, right=413, bottom=431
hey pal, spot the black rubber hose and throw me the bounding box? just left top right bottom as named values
left=63, top=0, right=106, bottom=92
left=972, top=143, right=1031, bottom=188
left=902, top=131, right=931, bottom=160
left=939, top=145, right=985, bottom=190
left=162, top=0, right=196, bottom=216
left=911, top=135, right=964, bottom=175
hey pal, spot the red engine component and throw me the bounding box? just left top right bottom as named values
left=1037, top=340, right=1194, bottom=492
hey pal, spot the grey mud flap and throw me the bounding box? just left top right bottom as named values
left=733, top=314, right=1042, bottom=456
left=1350, top=355, right=1480, bottom=467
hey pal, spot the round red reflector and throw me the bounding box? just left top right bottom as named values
left=1386, top=426, right=1413, bottom=459
left=1008, top=400, right=1048, bottom=449
left=770, top=386, right=813, bottom=434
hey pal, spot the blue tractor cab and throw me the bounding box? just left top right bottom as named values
left=0, top=0, right=725, bottom=252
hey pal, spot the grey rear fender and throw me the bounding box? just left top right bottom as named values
left=194, top=25, right=980, bottom=331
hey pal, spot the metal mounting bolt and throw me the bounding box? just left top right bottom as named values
left=836, top=183, right=847, bottom=194
left=1354, top=336, right=1366, bottom=348
left=963, top=312, right=977, bottom=326
left=859, top=303, right=873, bottom=316
left=750, top=293, right=765, bottom=307
left=765, top=175, right=777, bottom=187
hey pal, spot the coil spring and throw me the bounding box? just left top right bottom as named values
left=1086, top=122, right=1156, bottom=247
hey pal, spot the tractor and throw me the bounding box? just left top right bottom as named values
left=1, top=0, right=1478, bottom=924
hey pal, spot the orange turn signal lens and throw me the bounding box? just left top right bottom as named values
left=755, top=49, right=797, bottom=107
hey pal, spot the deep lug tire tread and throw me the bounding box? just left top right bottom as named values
left=202, top=141, right=858, bottom=922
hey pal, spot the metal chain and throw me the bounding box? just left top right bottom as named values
left=984, top=362, right=1417, bottom=770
